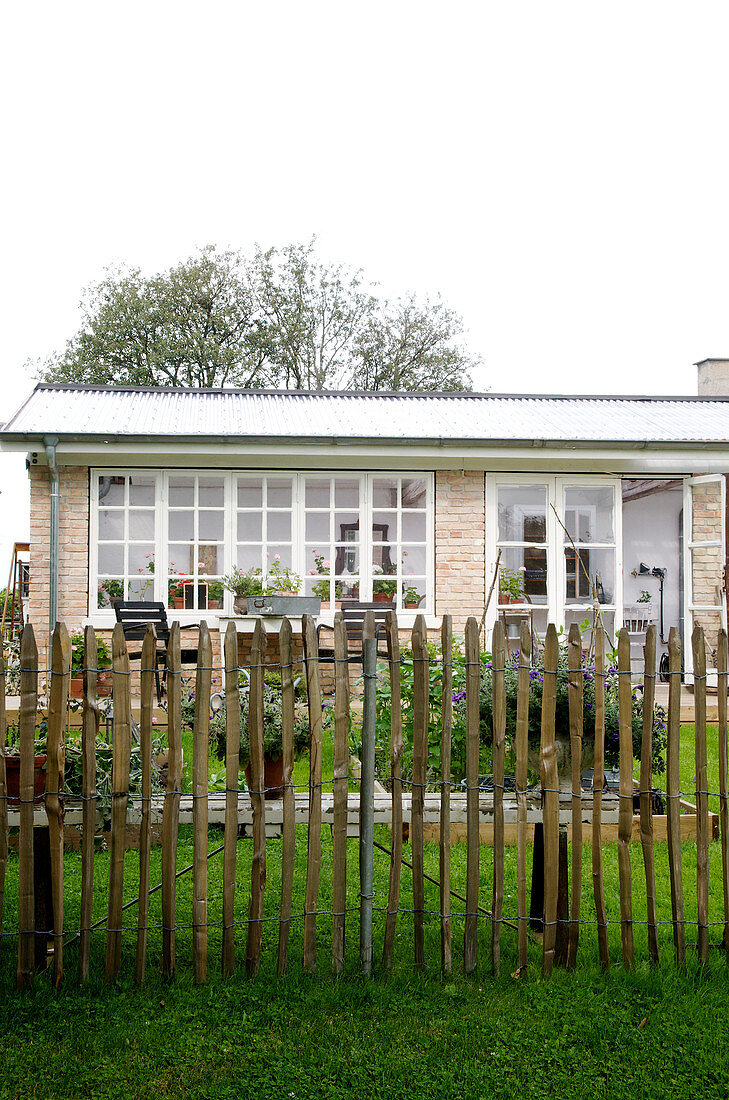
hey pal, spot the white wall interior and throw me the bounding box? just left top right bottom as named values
left=622, top=480, right=683, bottom=670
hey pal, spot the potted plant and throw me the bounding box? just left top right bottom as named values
left=403, top=583, right=422, bottom=609
left=97, top=577, right=124, bottom=609
left=206, top=674, right=310, bottom=798
left=498, top=565, right=526, bottom=605
left=221, top=566, right=265, bottom=613
left=372, top=563, right=397, bottom=603
left=168, top=573, right=191, bottom=609
left=207, top=580, right=224, bottom=609
left=3, top=736, right=47, bottom=805
left=265, top=557, right=302, bottom=596
left=70, top=631, right=112, bottom=698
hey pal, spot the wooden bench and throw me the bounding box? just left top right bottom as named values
left=316, top=600, right=393, bottom=668
left=114, top=601, right=199, bottom=702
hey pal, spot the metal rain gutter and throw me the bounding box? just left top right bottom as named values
left=43, top=434, right=59, bottom=656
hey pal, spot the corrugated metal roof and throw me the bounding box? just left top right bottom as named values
left=3, top=383, right=729, bottom=445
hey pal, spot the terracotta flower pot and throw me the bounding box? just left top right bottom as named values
left=245, top=755, right=285, bottom=799
left=70, top=671, right=112, bottom=698
left=4, top=754, right=47, bottom=806
left=373, top=592, right=394, bottom=604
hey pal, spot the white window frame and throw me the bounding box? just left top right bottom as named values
left=89, top=468, right=434, bottom=623
left=484, top=474, right=623, bottom=639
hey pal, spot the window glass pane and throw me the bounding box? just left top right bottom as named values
left=168, top=544, right=194, bottom=574
left=98, top=579, right=123, bottom=608
left=334, top=544, right=360, bottom=575
left=305, top=479, right=330, bottom=508
left=401, top=479, right=427, bottom=508
left=98, top=544, right=124, bottom=574
left=401, top=545, right=426, bottom=573
left=402, top=578, right=426, bottom=607
left=373, top=478, right=398, bottom=508
left=98, top=476, right=125, bottom=505
left=498, top=546, right=547, bottom=604
left=334, top=478, right=359, bottom=508
left=267, top=479, right=292, bottom=508
left=129, top=477, right=155, bottom=506
left=306, top=546, right=331, bottom=576
left=304, top=575, right=331, bottom=601
left=237, top=478, right=263, bottom=508
left=402, top=512, right=426, bottom=541
left=199, top=510, right=224, bottom=541
left=564, top=609, right=615, bottom=652
left=129, top=509, right=155, bottom=540
left=237, top=512, right=262, bottom=542
left=305, top=513, right=330, bottom=541
left=497, top=485, right=547, bottom=543
left=128, top=577, right=154, bottom=601
left=266, top=546, right=294, bottom=571
left=268, top=512, right=291, bottom=541
left=372, top=513, right=395, bottom=544
left=129, top=544, right=155, bottom=575
left=199, top=477, right=224, bottom=507
left=99, top=510, right=124, bottom=540
left=198, top=544, right=223, bottom=573
left=334, top=512, right=359, bottom=540
left=198, top=546, right=221, bottom=575
left=169, top=512, right=194, bottom=541
left=563, top=487, right=614, bottom=544
left=236, top=545, right=262, bottom=570
left=564, top=547, right=615, bottom=605
left=169, top=476, right=195, bottom=507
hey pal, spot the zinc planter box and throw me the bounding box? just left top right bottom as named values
left=244, top=595, right=322, bottom=617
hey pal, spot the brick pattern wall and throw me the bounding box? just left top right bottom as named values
left=691, top=479, right=724, bottom=662
left=434, top=470, right=485, bottom=633
left=29, top=464, right=90, bottom=670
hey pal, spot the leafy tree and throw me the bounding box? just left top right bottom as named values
left=351, top=295, right=473, bottom=391
left=40, top=247, right=271, bottom=389
left=38, top=242, right=478, bottom=392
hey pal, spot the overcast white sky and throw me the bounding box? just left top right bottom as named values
left=1, top=0, right=729, bottom=572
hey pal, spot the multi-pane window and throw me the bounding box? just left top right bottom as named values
left=371, top=477, right=428, bottom=608
left=303, top=477, right=361, bottom=607
left=91, top=469, right=434, bottom=615
left=487, top=476, right=620, bottom=641
left=96, top=474, right=156, bottom=608
left=167, top=475, right=225, bottom=611
left=236, top=475, right=295, bottom=578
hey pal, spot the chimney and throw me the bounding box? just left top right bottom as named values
left=696, top=358, right=729, bottom=396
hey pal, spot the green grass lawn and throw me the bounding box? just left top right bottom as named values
left=5, top=720, right=724, bottom=1097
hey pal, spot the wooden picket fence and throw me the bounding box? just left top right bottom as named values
left=1, top=612, right=729, bottom=989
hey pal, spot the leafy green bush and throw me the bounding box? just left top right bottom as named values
left=70, top=630, right=112, bottom=674
left=176, top=673, right=310, bottom=767
left=364, top=631, right=667, bottom=786
left=478, top=645, right=667, bottom=774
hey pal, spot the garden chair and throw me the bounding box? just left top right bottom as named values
left=113, top=601, right=199, bottom=703
left=316, top=600, right=393, bottom=668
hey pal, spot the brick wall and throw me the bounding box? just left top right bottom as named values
left=29, top=464, right=90, bottom=670
left=690, top=478, right=724, bottom=662
left=434, top=470, right=485, bottom=633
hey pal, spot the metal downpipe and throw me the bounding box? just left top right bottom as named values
left=43, top=435, right=59, bottom=656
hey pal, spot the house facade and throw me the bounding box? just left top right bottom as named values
left=2, top=360, right=728, bottom=678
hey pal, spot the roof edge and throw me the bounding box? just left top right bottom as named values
left=28, top=383, right=725, bottom=402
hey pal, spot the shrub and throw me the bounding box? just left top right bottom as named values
left=364, top=631, right=666, bottom=786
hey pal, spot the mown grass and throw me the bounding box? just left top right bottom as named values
left=4, top=719, right=724, bottom=1098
